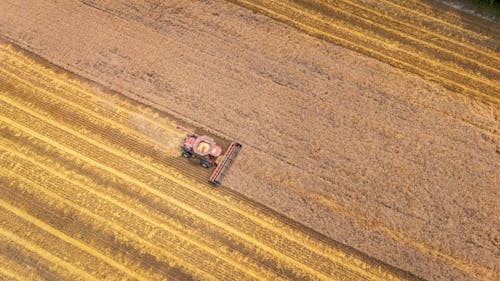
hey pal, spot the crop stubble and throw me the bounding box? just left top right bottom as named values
left=0, top=0, right=498, bottom=280
left=0, top=45, right=411, bottom=280
left=227, top=0, right=499, bottom=106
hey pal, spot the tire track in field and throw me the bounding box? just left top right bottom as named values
left=228, top=0, right=500, bottom=105
left=0, top=44, right=414, bottom=280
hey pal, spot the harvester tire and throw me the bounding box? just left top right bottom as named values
left=200, top=160, right=211, bottom=168
left=182, top=151, right=192, bottom=158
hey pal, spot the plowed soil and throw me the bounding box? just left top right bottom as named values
left=0, top=0, right=498, bottom=281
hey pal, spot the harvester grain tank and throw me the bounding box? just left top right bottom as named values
left=178, top=127, right=242, bottom=185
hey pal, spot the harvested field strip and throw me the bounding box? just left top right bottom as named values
left=0, top=268, right=18, bottom=281
left=0, top=193, right=152, bottom=281
left=318, top=0, right=500, bottom=74
left=358, top=0, right=500, bottom=44
left=0, top=44, right=378, bottom=271
left=333, top=0, right=499, bottom=60
left=0, top=227, right=99, bottom=281
left=0, top=149, right=283, bottom=281
left=0, top=167, right=225, bottom=281
left=0, top=44, right=411, bottom=280
left=0, top=96, right=339, bottom=281
left=228, top=0, right=500, bottom=105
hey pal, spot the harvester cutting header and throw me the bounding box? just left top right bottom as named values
left=177, top=126, right=242, bottom=185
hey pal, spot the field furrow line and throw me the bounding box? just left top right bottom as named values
left=0, top=227, right=99, bottom=281
left=0, top=147, right=283, bottom=281
left=228, top=0, right=500, bottom=105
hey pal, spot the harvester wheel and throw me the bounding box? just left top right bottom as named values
left=200, top=160, right=211, bottom=168
left=182, top=151, right=192, bottom=158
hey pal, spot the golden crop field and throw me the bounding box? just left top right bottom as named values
left=0, top=44, right=412, bottom=280
left=228, top=0, right=500, bottom=106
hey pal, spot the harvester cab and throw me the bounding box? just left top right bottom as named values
left=178, top=128, right=242, bottom=186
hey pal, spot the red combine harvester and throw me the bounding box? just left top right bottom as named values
left=178, top=127, right=242, bottom=185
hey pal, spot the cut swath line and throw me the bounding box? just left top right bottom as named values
left=0, top=66, right=183, bottom=150
left=366, top=0, right=500, bottom=41
left=329, top=0, right=500, bottom=62
left=0, top=147, right=276, bottom=281
left=308, top=0, right=500, bottom=74
left=0, top=267, right=21, bottom=281
left=247, top=0, right=499, bottom=91
left=0, top=167, right=217, bottom=281
left=0, top=226, right=100, bottom=281
left=229, top=0, right=500, bottom=105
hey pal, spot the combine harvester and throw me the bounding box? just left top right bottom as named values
left=177, top=126, right=242, bottom=185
